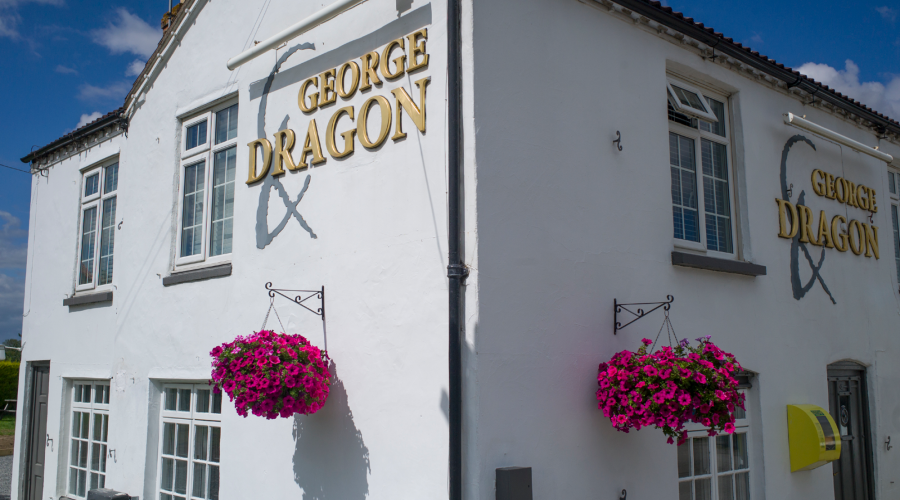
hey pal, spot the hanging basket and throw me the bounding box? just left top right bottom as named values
left=596, top=336, right=745, bottom=444
left=209, top=330, right=331, bottom=419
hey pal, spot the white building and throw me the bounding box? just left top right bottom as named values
left=12, top=0, right=900, bottom=499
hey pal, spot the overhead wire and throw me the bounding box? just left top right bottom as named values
left=0, top=163, right=30, bottom=174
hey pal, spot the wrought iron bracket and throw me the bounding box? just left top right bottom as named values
left=614, top=295, right=674, bottom=335
left=265, top=282, right=325, bottom=321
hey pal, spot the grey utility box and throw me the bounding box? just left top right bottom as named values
left=496, top=466, right=532, bottom=500
left=86, top=489, right=132, bottom=500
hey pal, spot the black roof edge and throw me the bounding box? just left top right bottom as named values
left=21, top=108, right=126, bottom=165
left=612, top=0, right=900, bottom=138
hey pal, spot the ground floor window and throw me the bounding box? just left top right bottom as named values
left=158, top=384, right=221, bottom=500
left=68, top=381, right=110, bottom=498
left=677, top=391, right=750, bottom=500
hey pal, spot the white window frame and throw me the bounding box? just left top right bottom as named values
left=888, top=168, right=900, bottom=289
left=76, top=158, right=119, bottom=292
left=174, top=100, right=239, bottom=270
left=668, top=78, right=738, bottom=259
left=67, top=381, right=111, bottom=499
left=667, top=78, right=719, bottom=123
left=677, top=389, right=751, bottom=500
left=157, top=383, right=222, bottom=500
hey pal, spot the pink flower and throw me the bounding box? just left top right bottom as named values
left=636, top=381, right=646, bottom=388
left=210, top=346, right=224, bottom=357
left=678, top=394, right=691, bottom=406
left=715, top=390, right=726, bottom=401
left=694, top=373, right=707, bottom=384
left=724, top=423, right=735, bottom=434
left=641, top=338, right=653, bottom=346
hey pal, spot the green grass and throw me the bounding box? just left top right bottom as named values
left=0, top=417, right=15, bottom=436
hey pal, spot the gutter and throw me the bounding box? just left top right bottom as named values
left=610, top=0, right=900, bottom=137
left=446, top=0, right=466, bottom=497
left=20, top=109, right=126, bottom=165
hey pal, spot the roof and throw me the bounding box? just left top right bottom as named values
left=22, top=0, right=900, bottom=165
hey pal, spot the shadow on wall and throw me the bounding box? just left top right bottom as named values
left=293, top=361, right=370, bottom=500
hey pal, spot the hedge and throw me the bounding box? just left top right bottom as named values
left=0, top=362, right=20, bottom=404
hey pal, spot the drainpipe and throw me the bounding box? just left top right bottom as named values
left=446, top=0, right=466, bottom=497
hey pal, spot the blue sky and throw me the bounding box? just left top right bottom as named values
left=0, top=0, right=898, bottom=341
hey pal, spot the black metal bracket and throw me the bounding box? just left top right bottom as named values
left=265, top=282, right=325, bottom=321
left=613, top=131, right=623, bottom=151
left=614, top=295, right=674, bottom=335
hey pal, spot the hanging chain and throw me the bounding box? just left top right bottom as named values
left=650, top=309, right=680, bottom=353
left=260, top=296, right=287, bottom=333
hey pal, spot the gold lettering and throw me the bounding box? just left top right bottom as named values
left=826, top=173, right=836, bottom=199
left=406, top=28, right=429, bottom=72
left=337, top=61, right=360, bottom=99
left=391, top=77, right=430, bottom=140
left=846, top=180, right=859, bottom=208
left=358, top=95, right=392, bottom=149
left=816, top=210, right=834, bottom=248
left=381, top=38, right=406, bottom=80
left=776, top=198, right=799, bottom=239
left=298, top=77, right=319, bottom=113
left=246, top=138, right=273, bottom=184
left=326, top=106, right=356, bottom=158
left=847, top=220, right=865, bottom=255
left=834, top=177, right=847, bottom=203
left=798, top=205, right=820, bottom=245
left=811, top=169, right=826, bottom=196
left=832, top=215, right=848, bottom=252
left=864, top=223, right=879, bottom=258
left=272, top=129, right=299, bottom=176
left=360, top=51, right=382, bottom=91
left=869, top=187, right=878, bottom=213
left=319, top=69, right=336, bottom=106
left=297, top=119, right=327, bottom=168
left=857, top=185, right=869, bottom=210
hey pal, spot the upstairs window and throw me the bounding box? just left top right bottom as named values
left=667, top=78, right=736, bottom=256
left=77, top=159, right=119, bottom=291
left=176, top=102, right=238, bottom=267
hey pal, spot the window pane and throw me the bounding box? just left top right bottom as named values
left=668, top=102, right=696, bottom=128
left=104, top=163, right=119, bottom=193
left=84, top=173, right=99, bottom=198
left=93, top=413, right=103, bottom=441
left=176, top=424, right=190, bottom=458
left=71, top=440, right=80, bottom=465
left=734, top=403, right=746, bottom=420
left=672, top=85, right=707, bottom=112
left=181, top=161, right=206, bottom=257
left=678, top=481, right=692, bottom=500
left=81, top=414, right=90, bottom=442
left=163, top=423, right=176, bottom=455
left=677, top=440, right=692, bottom=478
left=716, top=435, right=732, bottom=472
left=178, top=389, right=192, bottom=412
left=196, top=390, right=210, bottom=413
left=161, top=457, right=174, bottom=490
left=208, top=465, right=219, bottom=500
left=194, top=425, right=209, bottom=461
left=98, top=197, right=117, bottom=285
left=212, top=392, right=222, bottom=414
left=210, top=147, right=236, bottom=257
left=79, top=437, right=89, bottom=467
left=734, top=471, right=750, bottom=500
left=186, top=120, right=208, bottom=150
left=718, top=475, right=734, bottom=500
left=91, top=443, right=100, bottom=471
left=78, top=469, right=86, bottom=497
left=100, top=444, right=107, bottom=472
left=701, top=139, right=733, bottom=253
left=699, top=97, right=726, bottom=137
left=193, top=462, right=207, bottom=498
left=892, top=205, right=900, bottom=283
left=210, top=427, right=220, bottom=463
left=694, top=478, right=711, bottom=500
left=175, top=459, right=188, bottom=494
left=890, top=172, right=897, bottom=195
left=733, top=433, right=749, bottom=470
left=72, top=412, right=81, bottom=438
left=670, top=133, right=699, bottom=243
left=69, top=468, right=78, bottom=495
left=79, top=207, right=98, bottom=285
left=215, top=104, right=238, bottom=144
left=166, top=389, right=178, bottom=411
left=693, top=437, right=710, bottom=475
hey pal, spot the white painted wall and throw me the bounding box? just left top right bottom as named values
left=16, top=1, right=451, bottom=499
left=465, top=0, right=900, bottom=499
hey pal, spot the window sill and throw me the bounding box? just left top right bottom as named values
left=162, top=263, right=232, bottom=287
left=671, top=251, right=766, bottom=277
left=63, top=291, right=113, bottom=307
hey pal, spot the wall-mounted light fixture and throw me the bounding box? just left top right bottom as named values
left=784, top=113, right=893, bottom=163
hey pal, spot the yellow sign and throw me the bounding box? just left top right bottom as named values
left=247, top=29, right=431, bottom=185
left=787, top=404, right=841, bottom=472
left=776, top=170, right=879, bottom=258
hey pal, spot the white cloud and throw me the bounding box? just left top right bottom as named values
left=797, top=59, right=900, bottom=119
left=77, top=81, right=130, bottom=101
left=55, top=64, right=76, bottom=74
left=0, top=273, right=25, bottom=341
left=76, top=111, right=103, bottom=129
left=125, top=58, right=145, bottom=77
left=90, top=8, right=160, bottom=58
left=0, top=211, right=27, bottom=269
left=876, top=6, right=897, bottom=22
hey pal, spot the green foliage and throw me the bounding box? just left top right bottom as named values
left=0, top=362, right=20, bottom=404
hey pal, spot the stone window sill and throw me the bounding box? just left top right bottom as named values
left=162, top=263, right=232, bottom=287
left=63, top=291, right=113, bottom=307
left=671, top=251, right=766, bottom=277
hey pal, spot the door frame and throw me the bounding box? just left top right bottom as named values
left=827, top=360, right=876, bottom=500
left=19, top=361, right=50, bottom=500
